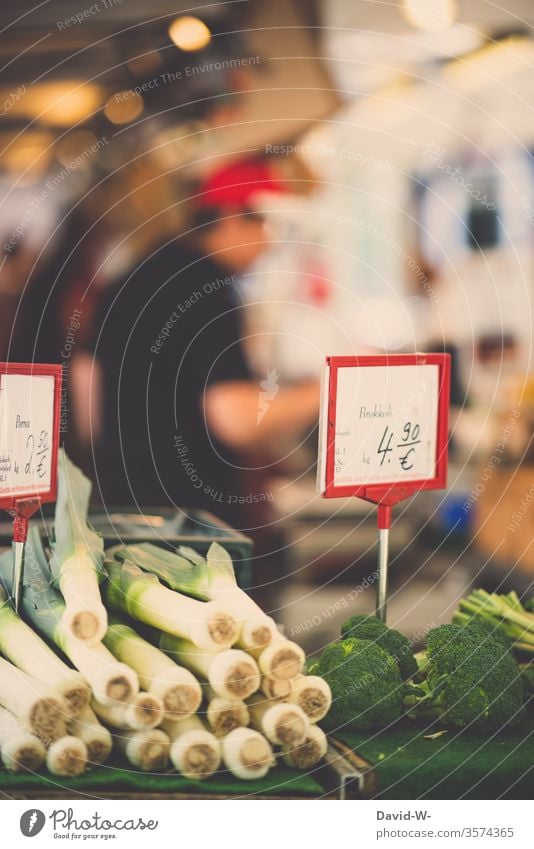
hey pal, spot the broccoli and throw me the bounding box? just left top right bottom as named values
left=407, top=623, right=525, bottom=732
left=316, top=637, right=404, bottom=732
left=341, top=614, right=418, bottom=680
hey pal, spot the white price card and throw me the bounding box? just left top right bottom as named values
left=317, top=355, right=450, bottom=500
left=0, top=372, right=57, bottom=499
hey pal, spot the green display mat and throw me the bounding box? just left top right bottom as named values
left=0, top=757, right=324, bottom=800
left=341, top=716, right=534, bottom=800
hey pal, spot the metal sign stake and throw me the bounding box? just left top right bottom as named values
left=376, top=504, right=392, bottom=622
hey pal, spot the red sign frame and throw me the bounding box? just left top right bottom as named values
left=0, top=362, right=62, bottom=516
left=322, top=353, right=451, bottom=507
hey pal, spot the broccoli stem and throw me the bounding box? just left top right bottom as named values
left=413, top=650, right=431, bottom=675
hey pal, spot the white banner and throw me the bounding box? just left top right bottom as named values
left=0, top=799, right=531, bottom=849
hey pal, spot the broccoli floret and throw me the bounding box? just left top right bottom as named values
left=316, top=637, right=404, bottom=732
left=462, top=617, right=513, bottom=652
left=341, top=614, right=418, bottom=680
left=408, top=623, right=525, bottom=732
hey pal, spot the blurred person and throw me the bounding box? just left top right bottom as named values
left=85, top=159, right=320, bottom=527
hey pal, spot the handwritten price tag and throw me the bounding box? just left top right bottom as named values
left=317, top=355, right=450, bottom=501
left=0, top=364, right=62, bottom=506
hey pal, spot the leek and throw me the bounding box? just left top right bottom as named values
left=252, top=637, right=305, bottom=680
left=0, top=532, right=138, bottom=706
left=163, top=716, right=221, bottom=779
left=0, top=586, right=90, bottom=717
left=111, top=542, right=278, bottom=651
left=104, top=558, right=238, bottom=652
left=280, top=725, right=327, bottom=770
left=221, top=727, right=274, bottom=780
left=103, top=619, right=201, bottom=720
left=205, top=690, right=250, bottom=738
left=247, top=693, right=308, bottom=746
left=0, top=656, right=67, bottom=743
left=286, top=675, right=332, bottom=723
left=0, top=706, right=46, bottom=773
left=65, top=639, right=138, bottom=706
left=91, top=692, right=163, bottom=730
left=160, top=633, right=260, bottom=700
left=261, top=675, right=293, bottom=701
left=67, top=706, right=112, bottom=766
left=51, top=451, right=107, bottom=645
left=113, top=728, right=170, bottom=771
left=46, top=735, right=87, bottom=777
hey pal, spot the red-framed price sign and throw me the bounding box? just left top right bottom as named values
left=317, top=353, right=450, bottom=620
left=0, top=362, right=62, bottom=609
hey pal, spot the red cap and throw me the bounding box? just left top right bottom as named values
left=196, top=160, right=283, bottom=209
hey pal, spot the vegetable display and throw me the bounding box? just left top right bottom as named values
left=5, top=453, right=530, bottom=789
left=0, top=454, right=332, bottom=783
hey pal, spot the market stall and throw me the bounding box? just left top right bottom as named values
left=0, top=361, right=531, bottom=803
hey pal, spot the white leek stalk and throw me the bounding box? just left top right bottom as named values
left=64, top=638, right=138, bottom=706
left=51, top=451, right=107, bottom=646
left=0, top=657, right=67, bottom=742
left=205, top=543, right=279, bottom=650
left=67, top=706, right=112, bottom=766
left=91, top=692, right=163, bottom=730
left=253, top=637, right=305, bottom=680
left=46, top=735, right=87, bottom=776
left=0, top=588, right=90, bottom=717
left=103, top=620, right=201, bottom=720
left=163, top=716, right=221, bottom=779
left=247, top=693, right=308, bottom=746
left=105, top=559, right=238, bottom=652
left=280, top=725, right=328, bottom=770
left=221, top=727, right=274, bottom=780
left=0, top=706, right=46, bottom=773
left=113, top=542, right=278, bottom=651
left=287, top=675, right=332, bottom=723
left=261, top=675, right=293, bottom=700
left=205, top=690, right=250, bottom=738
left=113, top=728, right=170, bottom=771
left=160, top=634, right=260, bottom=700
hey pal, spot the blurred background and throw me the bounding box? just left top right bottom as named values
left=1, top=0, right=534, bottom=654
